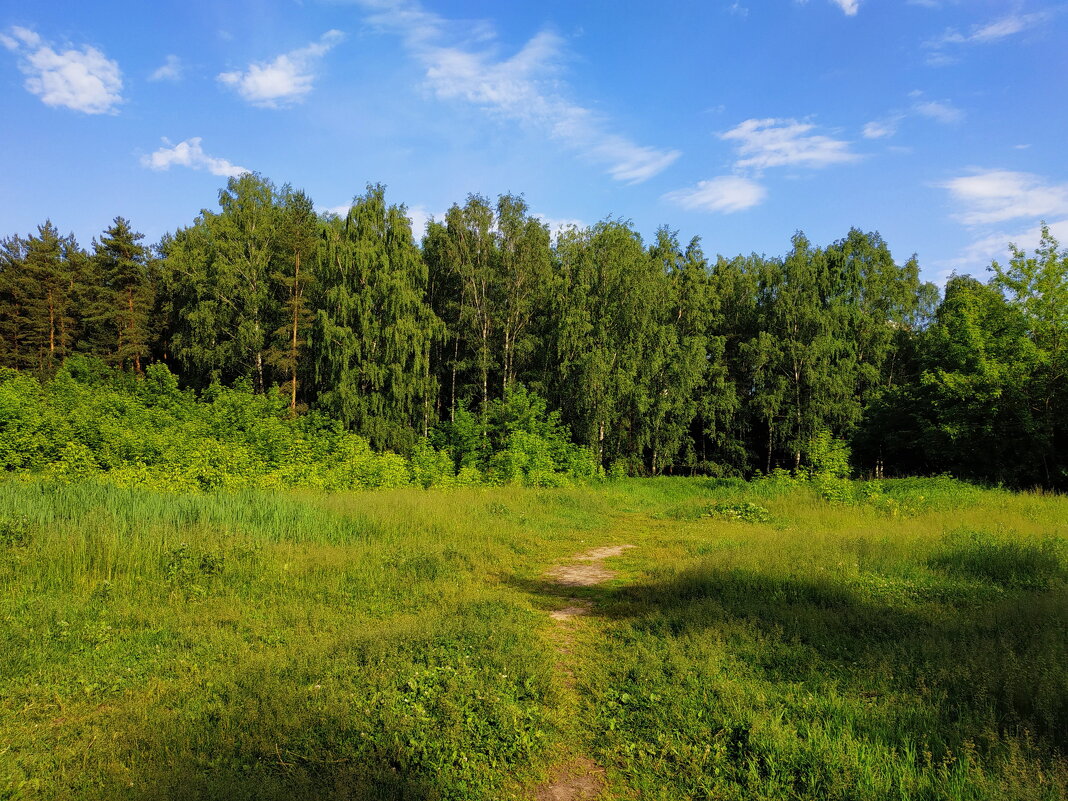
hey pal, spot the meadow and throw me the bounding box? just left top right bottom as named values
left=0, top=476, right=1065, bottom=800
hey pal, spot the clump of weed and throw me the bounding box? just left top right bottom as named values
left=703, top=501, right=771, bottom=524
left=860, top=482, right=912, bottom=517
left=163, top=543, right=226, bottom=597
left=0, top=514, right=34, bottom=547
left=90, top=579, right=113, bottom=604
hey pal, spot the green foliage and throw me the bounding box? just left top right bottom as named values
left=702, top=500, right=772, bottom=523
left=313, top=184, right=442, bottom=451
left=431, top=384, right=601, bottom=487
left=87, top=216, right=155, bottom=372
left=0, top=359, right=593, bottom=491
left=163, top=543, right=226, bottom=597
left=804, top=429, right=852, bottom=479
left=0, top=514, right=33, bottom=547
left=4, top=178, right=1067, bottom=490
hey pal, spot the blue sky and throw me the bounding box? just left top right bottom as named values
left=1, top=0, right=1065, bottom=283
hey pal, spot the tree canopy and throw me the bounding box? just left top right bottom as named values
left=3, top=172, right=1066, bottom=488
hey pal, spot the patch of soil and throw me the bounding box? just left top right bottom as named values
left=574, top=545, right=634, bottom=561
left=549, top=602, right=592, bottom=622
left=545, top=544, right=635, bottom=587
left=534, top=757, right=606, bottom=801
left=545, top=563, right=616, bottom=587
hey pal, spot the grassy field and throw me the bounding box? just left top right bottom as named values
left=0, top=477, right=1065, bottom=800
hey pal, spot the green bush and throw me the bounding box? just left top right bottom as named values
left=0, top=362, right=600, bottom=493
left=703, top=501, right=772, bottom=523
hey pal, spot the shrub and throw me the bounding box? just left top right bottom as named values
left=703, top=501, right=771, bottom=523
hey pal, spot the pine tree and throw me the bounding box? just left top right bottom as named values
left=19, top=221, right=86, bottom=372
left=0, top=235, right=28, bottom=368
left=90, top=217, right=154, bottom=373
left=271, top=188, right=320, bottom=412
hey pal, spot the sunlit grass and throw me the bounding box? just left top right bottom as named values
left=0, top=477, right=1064, bottom=799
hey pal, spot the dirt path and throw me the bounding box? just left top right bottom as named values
left=545, top=545, right=635, bottom=588
left=532, top=544, right=634, bottom=801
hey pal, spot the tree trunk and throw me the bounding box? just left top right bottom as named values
left=48, top=291, right=55, bottom=357
left=450, top=335, right=459, bottom=421
left=128, top=289, right=143, bottom=374
left=290, top=252, right=301, bottom=413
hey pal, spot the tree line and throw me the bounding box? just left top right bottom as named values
left=1, top=172, right=1066, bottom=488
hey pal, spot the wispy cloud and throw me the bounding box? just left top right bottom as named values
left=0, top=26, right=123, bottom=114
left=320, top=204, right=353, bottom=218
left=939, top=169, right=1068, bottom=226
left=863, top=116, right=903, bottom=140
left=149, top=54, right=183, bottom=82
left=721, top=118, right=860, bottom=170
left=830, top=0, right=860, bottom=16
left=141, top=137, right=248, bottom=177
left=933, top=218, right=1068, bottom=282
left=218, top=30, right=344, bottom=108
left=664, top=117, right=856, bottom=215
left=912, top=99, right=964, bottom=124
left=925, top=12, right=1050, bottom=65
left=663, top=176, right=767, bottom=213
left=405, top=204, right=440, bottom=237
left=534, top=213, right=587, bottom=240
left=863, top=94, right=963, bottom=139
left=355, top=0, right=679, bottom=184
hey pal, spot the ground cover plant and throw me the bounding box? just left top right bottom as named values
left=0, top=477, right=1064, bottom=800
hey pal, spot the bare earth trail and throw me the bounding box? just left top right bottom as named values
left=532, top=544, right=635, bottom=801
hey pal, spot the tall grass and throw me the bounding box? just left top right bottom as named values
left=0, top=476, right=1064, bottom=799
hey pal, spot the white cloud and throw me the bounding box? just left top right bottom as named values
left=356, top=0, right=679, bottom=183
left=933, top=218, right=1068, bottom=282
left=939, top=169, right=1068, bottom=226
left=319, top=202, right=440, bottom=238
left=320, top=204, right=352, bottom=217
left=141, top=137, right=248, bottom=177
left=663, top=176, right=768, bottom=214
left=218, top=30, right=344, bottom=108
left=149, top=54, right=182, bottom=82
left=964, top=14, right=1045, bottom=43
left=406, top=204, right=439, bottom=237
left=534, top=213, right=586, bottom=238
left=913, top=99, right=963, bottom=124
left=721, top=118, right=860, bottom=170
left=672, top=117, right=855, bottom=216
left=830, top=0, right=860, bottom=15
left=1, top=26, right=123, bottom=114
left=863, top=95, right=962, bottom=140
left=925, top=12, right=1050, bottom=64
left=863, top=116, right=902, bottom=139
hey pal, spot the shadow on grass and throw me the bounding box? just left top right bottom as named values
left=509, top=551, right=1068, bottom=753
left=121, top=759, right=437, bottom=801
